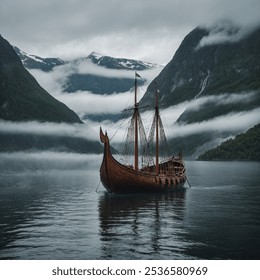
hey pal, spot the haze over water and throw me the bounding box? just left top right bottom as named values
left=0, top=152, right=259, bottom=259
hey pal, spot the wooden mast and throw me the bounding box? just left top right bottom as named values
left=155, top=86, right=159, bottom=175
left=134, top=73, right=138, bottom=171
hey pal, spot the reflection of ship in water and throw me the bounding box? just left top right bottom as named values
left=98, top=191, right=187, bottom=259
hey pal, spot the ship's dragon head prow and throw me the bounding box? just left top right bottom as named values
left=100, top=127, right=109, bottom=143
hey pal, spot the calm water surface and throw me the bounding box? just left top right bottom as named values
left=0, top=154, right=259, bottom=260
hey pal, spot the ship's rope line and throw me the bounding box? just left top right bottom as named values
left=109, top=116, right=128, bottom=141
left=119, top=110, right=155, bottom=167
left=186, top=177, right=192, bottom=188
left=105, top=80, right=144, bottom=142
left=158, top=113, right=170, bottom=158
left=159, top=111, right=172, bottom=154
left=95, top=180, right=101, bottom=192
left=120, top=115, right=135, bottom=165
left=146, top=110, right=171, bottom=170
left=138, top=111, right=154, bottom=167
left=105, top=108, right=128, bottom=133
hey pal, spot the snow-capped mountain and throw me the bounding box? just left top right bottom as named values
left=13, top=47, right=162, bottom=121
left=14, top=46, right=65, bottom=72
left=64, top=52, right=162, bottom=94
left=14, top=48, right=162, bottom=95
left=86, top=51, right=159, bottom=70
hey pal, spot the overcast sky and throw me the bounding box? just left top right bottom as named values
left=1, top=0, right=260, bottom=64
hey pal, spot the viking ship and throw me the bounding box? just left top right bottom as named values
left=100, top=73, right=186, bottom=193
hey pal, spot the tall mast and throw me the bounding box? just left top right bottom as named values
left=134, top=73, right=138, bottom=170
left=155, top=86, right=159, bottom=175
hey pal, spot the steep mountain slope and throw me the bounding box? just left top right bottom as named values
left=197, top=123, right=260, bottom=161
left=141, top=24, right=260, bottom=115
left=0, top=35, right=81, bottom=123
left=0, top=35, right=102, bottom=153
left=139, top=23, right=260, bottom=158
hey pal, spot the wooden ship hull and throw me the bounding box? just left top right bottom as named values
left=100, top=128, right=186, bottom=193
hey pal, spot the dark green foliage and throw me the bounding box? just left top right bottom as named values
left=197, top=124, right=260, bottom=161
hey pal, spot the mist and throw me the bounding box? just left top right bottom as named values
left=196, top=21, right=260, bottom=49
left=84, top=97, right=260, bottom=145
left=168, top=107, right=260, bottom=138
left=179, top=91, right=258, bottom=113
left=0, top=120, right=98, bottom=141
left=28, top=62, right=162, bottom=117
left=0, top=151, right=102, bottom=172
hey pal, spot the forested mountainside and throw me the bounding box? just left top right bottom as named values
left=197, top=123, right=260, bottom=161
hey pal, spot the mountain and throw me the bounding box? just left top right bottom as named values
left=197, top=123, right=260, bottom=161
left=0, top=35, right=81, bottom=123
left=141, top=23, right=260, bottom=113
left=139, top=22, right=260, bottom=158
left=14, top=48, right=162, bottom=122
left=86, top=51, right=158, bottom=71
left=64, top=52, right=159, bottom=94
left=0, top=35, right=102, bottom=153
left=14, top=46, right=65, bottom=72
left=14, top=48, right=161, bottom=95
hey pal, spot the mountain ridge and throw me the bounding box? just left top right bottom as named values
left=141, top=24, right=260, bottom=110
left=14, top=47, right=162, bottom=95
left=0, top=34, right=103, bottom=153
left=139, top=23, right=260, bottom=158
left=0, top=34, right=82, bottom=123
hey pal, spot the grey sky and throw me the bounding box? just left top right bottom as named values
left=1, top=0, right=259, bottom=64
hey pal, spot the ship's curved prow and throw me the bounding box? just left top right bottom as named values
left=100, top=127, right=108, bottom=144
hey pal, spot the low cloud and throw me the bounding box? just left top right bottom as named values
left=196, top=21, right=260, bottom=49
left=77, top=60, right=133, bottom=78
left=0, top=120, right=98, bottom=141
left=76, top=59, right=162, bottom=78
left=0, top=151, right=102, bottom=172
left=183, top=91, right=258, bottom=112
left=28, top=63, right=162, bottom=117
left=85, top=102, right=260, bottom=147
left=56, top=91, right=134, bottom=116
left=168, top=107, right=260, bottom=138
left=29, top=65, right=74, bottom=94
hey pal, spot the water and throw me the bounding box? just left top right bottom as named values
left=0, top=153, right=259, bottom=260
